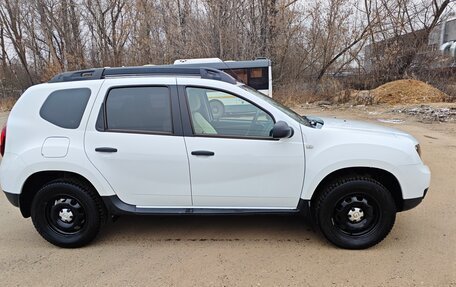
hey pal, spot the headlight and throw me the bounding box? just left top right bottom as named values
left=415, top=144, right=421, bottom=158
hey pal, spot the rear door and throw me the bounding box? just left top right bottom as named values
left=84, top=78, right=192, bottom=207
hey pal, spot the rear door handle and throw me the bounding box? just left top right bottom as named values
left=191, top=150, right=215, bottom=156
left=95, top=147, right=118, bottom=153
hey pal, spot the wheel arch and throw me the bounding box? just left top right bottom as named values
left=19, top=171, right=100, bottom=218
left=309, top=167, right=405, bottom=212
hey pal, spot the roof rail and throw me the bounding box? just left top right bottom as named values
left=48, top=66, right=237, bottom=84
left=48, top=68, right=104, bottom=83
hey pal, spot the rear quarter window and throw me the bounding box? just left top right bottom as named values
left=40, top=88, right=91, bottom=129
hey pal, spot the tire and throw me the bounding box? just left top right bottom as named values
left=314, top=177, right=396, bottom=249
left=31, top=180, right=105, bottom=248
left=209, top=100, right=225, bottom=119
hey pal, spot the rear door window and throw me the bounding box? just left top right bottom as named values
left=40, top=88, right=91, bottom=129
left=104, top=86, right=172, bottom=134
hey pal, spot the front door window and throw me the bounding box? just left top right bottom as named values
left=186, top=87, right=274, bottom=138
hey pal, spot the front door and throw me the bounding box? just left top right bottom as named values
left=180, top=85, right=305, bottom=208
left=85, top=79, right=192, bottom=206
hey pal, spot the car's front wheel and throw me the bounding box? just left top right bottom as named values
left=314, top=177, right=396, bottom=249
left=31, top=180, right=105, bottom=248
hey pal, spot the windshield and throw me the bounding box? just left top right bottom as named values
left=240, top=85, right=311, bottom=127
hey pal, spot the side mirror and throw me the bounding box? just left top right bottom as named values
left=272, top=121, right=294, bottom=139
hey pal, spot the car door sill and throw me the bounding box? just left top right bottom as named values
left=102, top=195, right=309, bottom=216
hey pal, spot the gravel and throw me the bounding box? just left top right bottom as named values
left=392, top=105, right=456, bottom=122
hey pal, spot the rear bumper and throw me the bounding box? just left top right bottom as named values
left=3, top=191, right=19, bottom=207
left=401, top=188, right=428, bottom=211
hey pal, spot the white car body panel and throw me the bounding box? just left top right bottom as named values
left=0, top=75, right=430, bottom=211
left=41, top=137, right=70, bottom=158
left=183, top=136, right=304, bottom=208
left=84, top=132, right=192, bottom=206
left=177, top=78, right=305, bottom=208
left=83, top=77, right=192, bottom=206
left=0, top=81, right=116, bottom=197
left=300, top=117, right=430, bottom=200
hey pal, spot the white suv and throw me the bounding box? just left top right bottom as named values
left=0, top=67, right=430, bottom=249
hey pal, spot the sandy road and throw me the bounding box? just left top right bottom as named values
left=0, top=107, right=455, bottom=286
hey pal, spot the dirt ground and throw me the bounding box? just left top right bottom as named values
left=0, top=106, right=455, bottom=287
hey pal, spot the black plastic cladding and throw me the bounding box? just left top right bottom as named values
left=48, top=67, right=237, bottom=85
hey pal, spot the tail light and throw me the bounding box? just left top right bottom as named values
left=0, top=125, right=6, bottom=156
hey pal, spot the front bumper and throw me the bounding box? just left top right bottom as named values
left=402, top=188, right=428, bottom=211
left=3, top=191, right=19, bottom=207
left=396, top=163, right=430, bottom=199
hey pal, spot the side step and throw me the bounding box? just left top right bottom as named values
left=102, top=195, right=310, bottom=216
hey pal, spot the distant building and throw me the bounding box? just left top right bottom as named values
left=364, top=16, right=456, bottom=72
left=435, top=17, right=456, bottom=56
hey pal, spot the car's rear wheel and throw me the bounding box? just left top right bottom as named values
left=314, top=177, right=396, bottom=249
left=31, top=180, right=105, bottom=248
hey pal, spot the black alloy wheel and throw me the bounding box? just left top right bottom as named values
left=31, top=180, right=105, bottom=248
left=314, top=177, right=396, bottom=249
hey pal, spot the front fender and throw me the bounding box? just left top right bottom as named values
left=300, top=129, right=425, bottom=200
left=301, top=159, right=402, bottom=200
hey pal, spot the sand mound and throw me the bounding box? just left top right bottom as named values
left=371, top=79, right=447, bottom=105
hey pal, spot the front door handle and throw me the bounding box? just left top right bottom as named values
left=95, top=147, right=118, bottom=153
left=191, top=150, right=215, bottom=156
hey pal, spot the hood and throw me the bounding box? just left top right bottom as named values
left=317, top=116, right=413, bottom=138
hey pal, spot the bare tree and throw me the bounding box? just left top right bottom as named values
left=0, top=0, right=34, bottom=84
left=84, top=0, right=131, bottom=66
left=0, top=0, right=454, bottom=99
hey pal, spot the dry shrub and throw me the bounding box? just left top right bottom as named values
left=0, top=96, right=18, bottom=112
left=274, top=78, right=449, bottom=107
left=440, top=84, right=456, bottom=102
left=41, top=62, right=63, bottom=82
left=273, top=83, right=318, bottom=106
left=312, top=78, right=345, bottom=100
left=333, top=89, right=358, bottom=104
left=274, top=78, right=347, bottom=106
